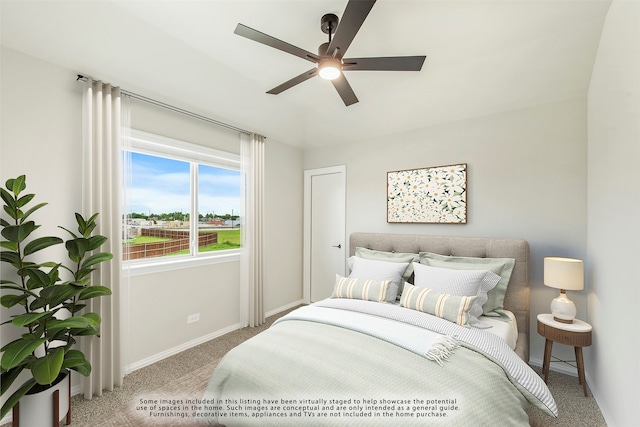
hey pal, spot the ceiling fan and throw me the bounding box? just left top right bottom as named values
left=234, top=0, right=426, bottom=106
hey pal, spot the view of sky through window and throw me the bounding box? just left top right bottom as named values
left=128, top=152, right=241, bottom=218
left=198, top=163, right=242, bottom=220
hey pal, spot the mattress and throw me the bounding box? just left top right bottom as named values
left=389, top=301, right=519, bottom=350
left=477, top=309, right=519, bottom=350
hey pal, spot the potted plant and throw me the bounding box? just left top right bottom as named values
left=0, top=175, right=113, bottom=425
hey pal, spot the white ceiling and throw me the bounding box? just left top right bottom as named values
left=1, top=0, right=611, bottom=149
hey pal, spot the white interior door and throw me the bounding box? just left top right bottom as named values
left=304, top=166, right=346, bottom=303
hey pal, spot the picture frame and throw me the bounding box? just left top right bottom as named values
left=387, top=163, right=467, bottom=224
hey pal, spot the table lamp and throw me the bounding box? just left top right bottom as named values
left=544, top=257, right=584, bottom=323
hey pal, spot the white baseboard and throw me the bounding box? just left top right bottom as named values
left=531, top=358, right=613, bottom=425
left=584, top=371, right=613, bottom=426
left=124, top=322, right=242, bottom=374
left=528, top=356, right=579, bottom=377
left=266, top=299, right=305, bottom=318
left=124, top=299, right=304, bottom=375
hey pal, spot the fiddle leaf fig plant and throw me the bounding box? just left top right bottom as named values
left=0, top=175, right=113, bottom=418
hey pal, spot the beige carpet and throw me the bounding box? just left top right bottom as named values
left=79, top=359, right=220, bottom=426
left=526, top=366, right=606, bottom=427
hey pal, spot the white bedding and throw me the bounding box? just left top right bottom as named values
left=308, top=299, right=557, bottom=416
left=390, top=301, right=519, bottom=350
left=200, top=298, right=558, bottom=425
left=477, top=309, right=519, bottom=350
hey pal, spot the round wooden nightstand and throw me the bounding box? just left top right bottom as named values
left=537, top=313, right=592, bottom=396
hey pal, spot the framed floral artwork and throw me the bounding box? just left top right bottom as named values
left=387, top=163, right=467, bottom=224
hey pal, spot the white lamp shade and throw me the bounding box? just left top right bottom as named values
left=544, top=257, right=583, bottom=323
left=544, top=257, right=584, bottom=291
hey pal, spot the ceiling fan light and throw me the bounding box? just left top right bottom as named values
left=318, top=60, right=341, bottom=80
left=319, top=66, right=340, bottom=80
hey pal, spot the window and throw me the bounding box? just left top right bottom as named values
left=123, top=130, right=241, bottom=266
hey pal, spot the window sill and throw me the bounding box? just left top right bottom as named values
left=123, top=250, right=240, bottom=277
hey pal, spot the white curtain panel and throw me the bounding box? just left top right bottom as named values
left=240, top=133, right=266, bottom=327
left=81, top=79, right=124, bottom=398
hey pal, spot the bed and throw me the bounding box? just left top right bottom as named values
left=198, top=233, right=557, bottom=426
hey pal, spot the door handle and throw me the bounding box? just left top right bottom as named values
left=332, top=244, right=342, bottom=249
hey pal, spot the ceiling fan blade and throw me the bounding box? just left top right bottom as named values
left=325, top=0, right=376, bottom=59
left=342, top=56, right=426, bottom=71
left=235, top=23, right=319, bottom=63
left=267, top=68, right=318, bottom=95
left=331, top=73, right=359, bottom=106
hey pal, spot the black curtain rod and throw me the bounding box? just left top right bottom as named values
left=76, top=74, right=254, bottom=136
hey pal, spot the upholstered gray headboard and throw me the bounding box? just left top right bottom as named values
left=349, top=232, right=531, bottom=362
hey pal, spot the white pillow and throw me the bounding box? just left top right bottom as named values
left=348, top=256, right=410, bottom=302
left=412, top=262, right=500, bottom=326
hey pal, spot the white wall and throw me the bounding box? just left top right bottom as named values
left=587, top=1, right=640, bottom=426
left=303, top=97, right=589, bottom=368
left=264, top=141, right=304, bottom=313
left=125, top=262, right=241, bottom=368
left=0, top=46, right=88, bottom=406
left=0, top=46, right=304, bottom=398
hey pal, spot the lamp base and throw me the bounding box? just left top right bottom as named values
left=550, top=289, right=577, bottom=324
left=553, top=316, right=574, bottom=324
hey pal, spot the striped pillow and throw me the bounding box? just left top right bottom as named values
left=400, top=283, right=477, bottom=326
left=332, top=275, right=390, bottom=303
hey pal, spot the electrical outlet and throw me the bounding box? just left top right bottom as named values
left=187, top=313, right=200, bottom=324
